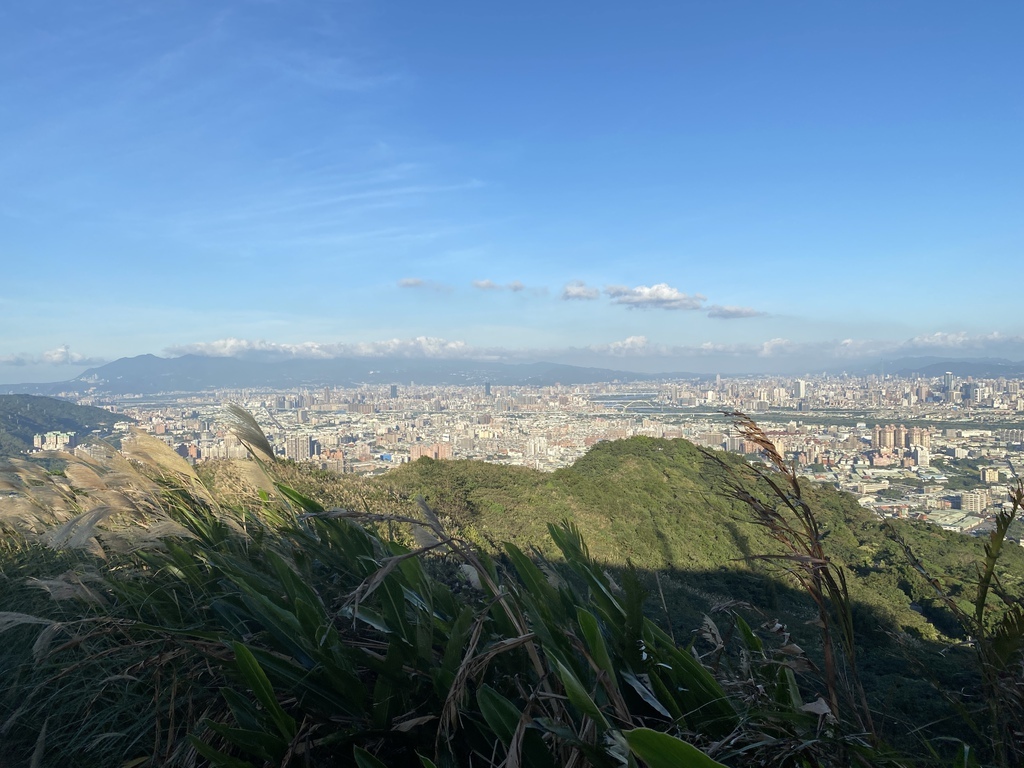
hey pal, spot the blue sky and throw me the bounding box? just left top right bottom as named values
left=1, top=1, right=1022, bottom=382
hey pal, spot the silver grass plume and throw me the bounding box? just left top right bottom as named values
left=223, top=403, right=276, bottom=463
left=46, top=505, right=120, bottom=552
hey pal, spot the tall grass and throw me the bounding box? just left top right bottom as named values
left=888, top=479, right=1024, bottom=767
left=712, top=414, right=876, bottom=742
left=1, top=419, right=748, bottom=766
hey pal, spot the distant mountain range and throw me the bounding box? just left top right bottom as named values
left=0, top=354, right=681, bottom=395
left=876, top=356, right=1024, bottom=378
left=3, top=353, right=1023, bottom=397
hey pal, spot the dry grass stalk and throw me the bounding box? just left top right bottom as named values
left=714, top=412, right=876, bottom=742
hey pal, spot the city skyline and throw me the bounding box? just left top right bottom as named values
left=2, top=1, right=1022, bottom=384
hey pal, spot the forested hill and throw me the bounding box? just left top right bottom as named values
left=0, top=394, right=126, bottom=455
left=377, top=436, right=1023, bottom=643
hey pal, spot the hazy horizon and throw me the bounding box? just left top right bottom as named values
left=3, top=344, right=1024, bottom=387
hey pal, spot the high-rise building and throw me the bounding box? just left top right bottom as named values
left=912, top=446, right=930, bottom=467
left=485, top=382, right=492, bottom=397
left=410, top=442, right=453, bottom=461
left=390, top=384, right=399, bottom=399
left=33, top=431, right=77, bottom=451
left=285, top=435, right=312, bottom=461
left=981, top=468, right=1001, bottom=483
left=960, top=490, right=988, bottom=513
left=873, top=425, right=896, bottom=450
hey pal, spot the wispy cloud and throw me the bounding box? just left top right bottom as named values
left=472, top=279, right=527, bottom=292
left=605, top=283, right=707, bottom=310
left=561, top=281, right=600, bottom=300
left=905, top=331, right=1014, bottom=349
left=561, top=280, right=764, bottom=318
left=264, top=49, right=404, bottom=93
left=706, top=305, right=767, bottom=319
left=398, top=277, right=453, bottom=293
left=0, top=345, right=106, bottom=367
left=650, top=332, right=1024, bottom=361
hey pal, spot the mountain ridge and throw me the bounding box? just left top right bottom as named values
left=1, top=354, right=685, bottom=395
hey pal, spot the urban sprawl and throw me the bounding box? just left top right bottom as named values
left=35, top=372, right=1024, bottom=539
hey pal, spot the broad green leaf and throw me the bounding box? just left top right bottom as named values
left=734, top=614, right=762, bottom=654
left=339, top=605, right=392, bottom=633
left=774, top=665, right=802, bottom=711
left=435, top=605, right=473, bottom=694
left=622, top=671, right=671, bottom=720
left=220, top=687, right=263, bottom=732
left=189, top=736, right=257, bottom=768
left=554, top=659, right=609, bottom=729
left=505, top=543, right=557, bottom=608
left=276, top=482, right=325, bottom=513
left=477, top=684, right=522, bottom=745
left=642, top=621, right=736, bottom=733
left=247, top=645, right=364, bottom=716
left=230, top=642, right=296, bottom=740
left=353, top=746, right=389, bottom=768
left=577, top=608, right=617, bottom=692
left=623, top=728, right=728, bottom=768
left=236, top=592, right=315, bottom=668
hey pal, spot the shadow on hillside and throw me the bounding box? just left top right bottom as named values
left=547, top=558, right=979, bottom=756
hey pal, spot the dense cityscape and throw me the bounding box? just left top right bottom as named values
left=35, top=371, right=1024, bottom=539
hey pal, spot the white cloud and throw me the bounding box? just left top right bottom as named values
left=706, top=305, right=766, bottom=319
left=166, top=337, right=486, bottom=360
left=0, top=345, right=105, bottom=367
left=905, top=331, right=1015, bottom=349
left=605, top=283, right=706, bottom=310
left=758, top=338, right=798, bottom=357
left=154, top=330, right=1024, bottom=375
left=589, top=336, right=651, bottom=356
left=562, top=281, right=600, bottom=300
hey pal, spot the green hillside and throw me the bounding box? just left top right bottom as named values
left=1, top=427, right=1022, bottom=766
left=380, top=436, right=1020, bottom=638
left=0, top=394, right=126, bottom=455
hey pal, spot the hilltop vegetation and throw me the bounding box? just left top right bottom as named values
left=0, top=394, right=126, bottom=456
left=0, top=419, right=1022, bottom=766
left=375, top=437, right=1024, bottom=640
